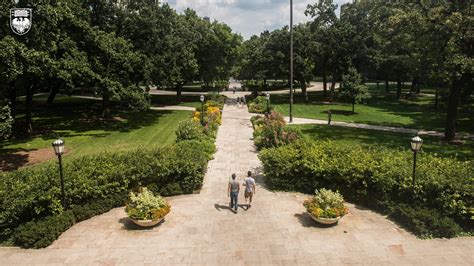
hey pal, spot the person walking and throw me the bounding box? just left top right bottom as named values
left=243, top=171, right=256, bottom=209
left=327, top=110, right=332, bottom=125
left=228, top=173, right=240, bottom=213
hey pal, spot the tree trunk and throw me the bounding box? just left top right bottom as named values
left=263, top=78, right=267, bottom=89
left=434, top=87, right=439, bottom=109
left=176, top=83, right=183, bottom=102
left=25, top=83, right=34, bottom=135
left=102, top=87, right=110, bottom=118
left=47, top=86, right=59, bottom=105
left=384, top=78, right=389, bottom=94
left=330, top=75, right=336, bottom=102
left=352, top=100, right=355, bottom=114
left=444, top=76, right=463, bottom=141
left=8, top=84, right=16, bottom=120
left=396, top=78, right=402, bottom=99
left=411, top=76, right=420, bottom=93
left=322, top=73, right=328, bottom=99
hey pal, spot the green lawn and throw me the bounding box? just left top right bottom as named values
left=2, top=96, right=192, bottom=163
left=293, top=124, right=474, bottom=161
left=150, top=94, right=201, bottom=108
left=271, top=87, right=473, bottom=133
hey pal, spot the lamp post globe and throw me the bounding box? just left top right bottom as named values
left=200, top=95, right=205, bottom=125
left=52, top=139, right=66, bottom=208
left=52, top=139, right=65, bottom=156
left=411, top=136, right=423, bottom=152
left=410, top=135, right=423, bottom=186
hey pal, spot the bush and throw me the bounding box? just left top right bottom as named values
left=259, top=139, right=474, bottom=237
left=176, top=120, right=204, bottom=142
left=389, top=205, right=462, bottom=238
left=252, top=111, right=301, bottom=150
left=12, top=211, right=76, bottom=249
left=248, top=96, right=272, bottom=114
left=0, top=141, right=212, bottom=243
left=12, top=193, right=128, bottom=249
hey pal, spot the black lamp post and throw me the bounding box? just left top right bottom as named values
left=52, top=139, right=66, bottom=208
left=265, top=92, right=270, bottom=114
left=410, top=135, right=423, bottom=186
left=200, top=94, right=205, bottom=125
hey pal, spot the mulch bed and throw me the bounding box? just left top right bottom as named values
left=0, top=147, right=70, bottom=172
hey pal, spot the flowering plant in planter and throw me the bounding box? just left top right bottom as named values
left=303, top=188, right=348, bottom=219
left=126, top=188, right=170, bottom=222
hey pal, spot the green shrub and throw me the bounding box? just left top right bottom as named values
left=252, top=111, right=301, bottom=150
left=70, top=192, right=127, bottom=221
left=176, top=120, right=204, bottom=142
left=389, top=205, right=462, bottom=238
left=11, top=193, right=127, bottom=249
left=259, top=139, right=474, bottom=237
left=0, top=142, right=211, bottom=242
left=248, top=96, right=272, bottom=114
left=12, top=211, right=76, bottom=249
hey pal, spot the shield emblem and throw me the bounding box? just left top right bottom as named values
left=10, top=8, right=32, bottom=35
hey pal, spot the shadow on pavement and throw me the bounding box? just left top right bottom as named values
left=294, top=213, right=338, bottom=228
left=118, top=217, right=164, bottom=230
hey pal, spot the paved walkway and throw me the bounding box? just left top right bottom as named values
left=0, top=93, right=472, bottom=265
left=285, top=117, right=474, bottom=140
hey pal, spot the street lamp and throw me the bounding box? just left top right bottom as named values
left=289, top=0, right=294, bottom=123
left=52, top=139, right=66, bottom=208
left=410, top=135, right=423, bottom=186
left=200, top=95, right=205, bottom=125
left=265, top=92, right=270, bottom=113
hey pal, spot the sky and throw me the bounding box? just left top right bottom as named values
left=163, top=0, right=352, bottom=39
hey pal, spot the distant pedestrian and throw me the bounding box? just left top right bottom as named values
left=243, top=171, right=256, bottom=209
left=228, top=173, right=240, bottom=213
left=328, top=110, right=332, bottom=125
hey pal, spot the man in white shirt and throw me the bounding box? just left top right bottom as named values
left=243, top=171, right=256, bottom=209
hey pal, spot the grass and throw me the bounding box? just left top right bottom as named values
left=293, top=124, right=474, bottom=161
left=270, top=86, right=474, bottom=133
left=150, top=94, right=201, bottom=108
left=2, top=95, right=192, bottom=163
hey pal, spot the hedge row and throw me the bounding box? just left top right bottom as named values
left=12, top=193, right=127, bottom=248
left=259, top=139, right=474, bottom=238
left=0, top=139, right=214, bottom=247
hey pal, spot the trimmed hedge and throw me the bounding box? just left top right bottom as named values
left=0, top=140, right=213, bottom=245
left=12, top=210, right=76, bottom=249
left=259, top=139, right=474, bottom=238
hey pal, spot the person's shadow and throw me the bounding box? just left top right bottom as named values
left=214, top=203, right=247, bottom=213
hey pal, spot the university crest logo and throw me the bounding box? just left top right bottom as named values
left=10, top=8, right=32, bottom=35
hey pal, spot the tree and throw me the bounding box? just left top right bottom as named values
left=339, top=67, right=370, bottom=114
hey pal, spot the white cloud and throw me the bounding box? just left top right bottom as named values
left=163, top=0, right=352, bottom=39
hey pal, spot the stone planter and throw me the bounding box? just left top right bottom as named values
left=130, top=217, right=164, bottom=228
left=308, top=213, right=341, bottom=225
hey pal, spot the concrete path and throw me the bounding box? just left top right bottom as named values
left=285, top=117, right=474, bottom=141
left=1, top=94, right=472, bottom=265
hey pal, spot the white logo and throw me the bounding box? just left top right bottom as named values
left=10, top=8, right=32, bottom=35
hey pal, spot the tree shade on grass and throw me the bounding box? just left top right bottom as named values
left=150, top=94, right=202, bottom=108
left=1, top=96, right=192, bottom=163
left=270, top=90, right=474, bottom=133
left=293, top=124, right=474, bottom=161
